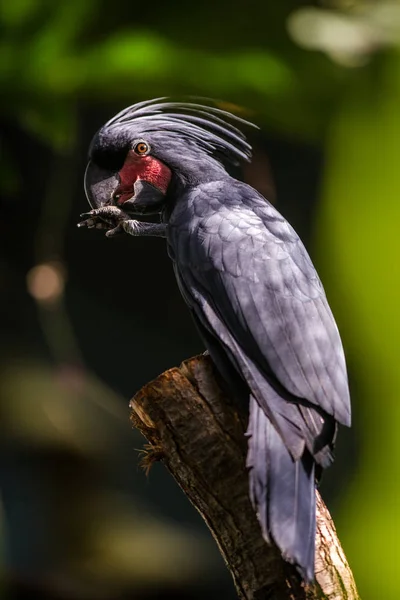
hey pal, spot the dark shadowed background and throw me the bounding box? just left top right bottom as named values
left=1, top=1, right=399, bottom=598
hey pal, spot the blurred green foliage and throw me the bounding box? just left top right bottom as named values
left=2, top=0, right=400, bottom=598
left=317, top=52, right=400, bottom=598
left=0, top=0, right=347, bottom=151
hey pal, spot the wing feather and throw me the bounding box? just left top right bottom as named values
left=170, top=186, right=351, bottom=428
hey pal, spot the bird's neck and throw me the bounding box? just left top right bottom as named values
left=162, top=176, right=234, bottom=224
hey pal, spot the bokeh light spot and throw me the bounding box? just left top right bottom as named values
left=27, top=261, right=66, bottom=304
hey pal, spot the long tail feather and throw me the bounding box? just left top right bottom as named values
left=247, top=396, right=316, bottom=582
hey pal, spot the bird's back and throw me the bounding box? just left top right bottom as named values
left=167, top=178, right=350, bottom=429
left=166, top=177, right=350, bottom=582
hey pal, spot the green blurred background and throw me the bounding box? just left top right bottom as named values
left=1, top=0, right=399, bottom=598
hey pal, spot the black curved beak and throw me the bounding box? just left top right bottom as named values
left=84, top=161, right=168, bottom=215
left=84, top=161, right=119, bottom=209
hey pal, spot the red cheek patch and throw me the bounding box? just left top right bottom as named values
left=115, top=150, right=171, bottom=205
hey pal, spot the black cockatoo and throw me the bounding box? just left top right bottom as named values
left=79, top=99, right=351, bottom=582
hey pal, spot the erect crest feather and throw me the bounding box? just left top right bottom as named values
left=102, top=98, right=258, bottom=167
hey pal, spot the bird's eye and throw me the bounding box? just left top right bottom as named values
left=134, top=141, right=149, bottom=155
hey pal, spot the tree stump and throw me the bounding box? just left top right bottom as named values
left=130, top=354, right=359, bottom=600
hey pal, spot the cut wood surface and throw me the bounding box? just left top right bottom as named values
left=130, top=354, right=359, bottom=600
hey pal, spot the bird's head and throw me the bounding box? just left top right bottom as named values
left=84, top=99, right=255, bottom=215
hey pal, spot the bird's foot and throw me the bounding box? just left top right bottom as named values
left=78, top=206, right=167, bottom=238
left=77, top=205, right=131, bottom=237
left=139, top=443, right=165, bottom=475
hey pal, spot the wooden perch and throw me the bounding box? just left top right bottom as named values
left=130, top=354, right=359, bottom=600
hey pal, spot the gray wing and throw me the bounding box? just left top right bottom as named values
left=172, top=192, right=351, bottom=429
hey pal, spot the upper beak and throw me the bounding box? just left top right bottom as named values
left=84, top=161, right=119, bottom=209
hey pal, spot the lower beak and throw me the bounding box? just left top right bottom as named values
left=116, top=179, right=167, bottom=214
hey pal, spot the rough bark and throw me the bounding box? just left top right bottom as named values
left=129, top=354, right=359, bottom=600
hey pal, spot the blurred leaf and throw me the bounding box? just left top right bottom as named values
left=17, top=102, right=77, bottom=150
left=78, top=494, right=213, bottom=587
left=0, top=363, right=132, bottom=455
left=0, top=3, right=344, bottom=146
left=0, top=0, right=41, bottom=28
left=82, top=30, right=294, bottom=93
left=316, top=50, right=400, bottom=600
